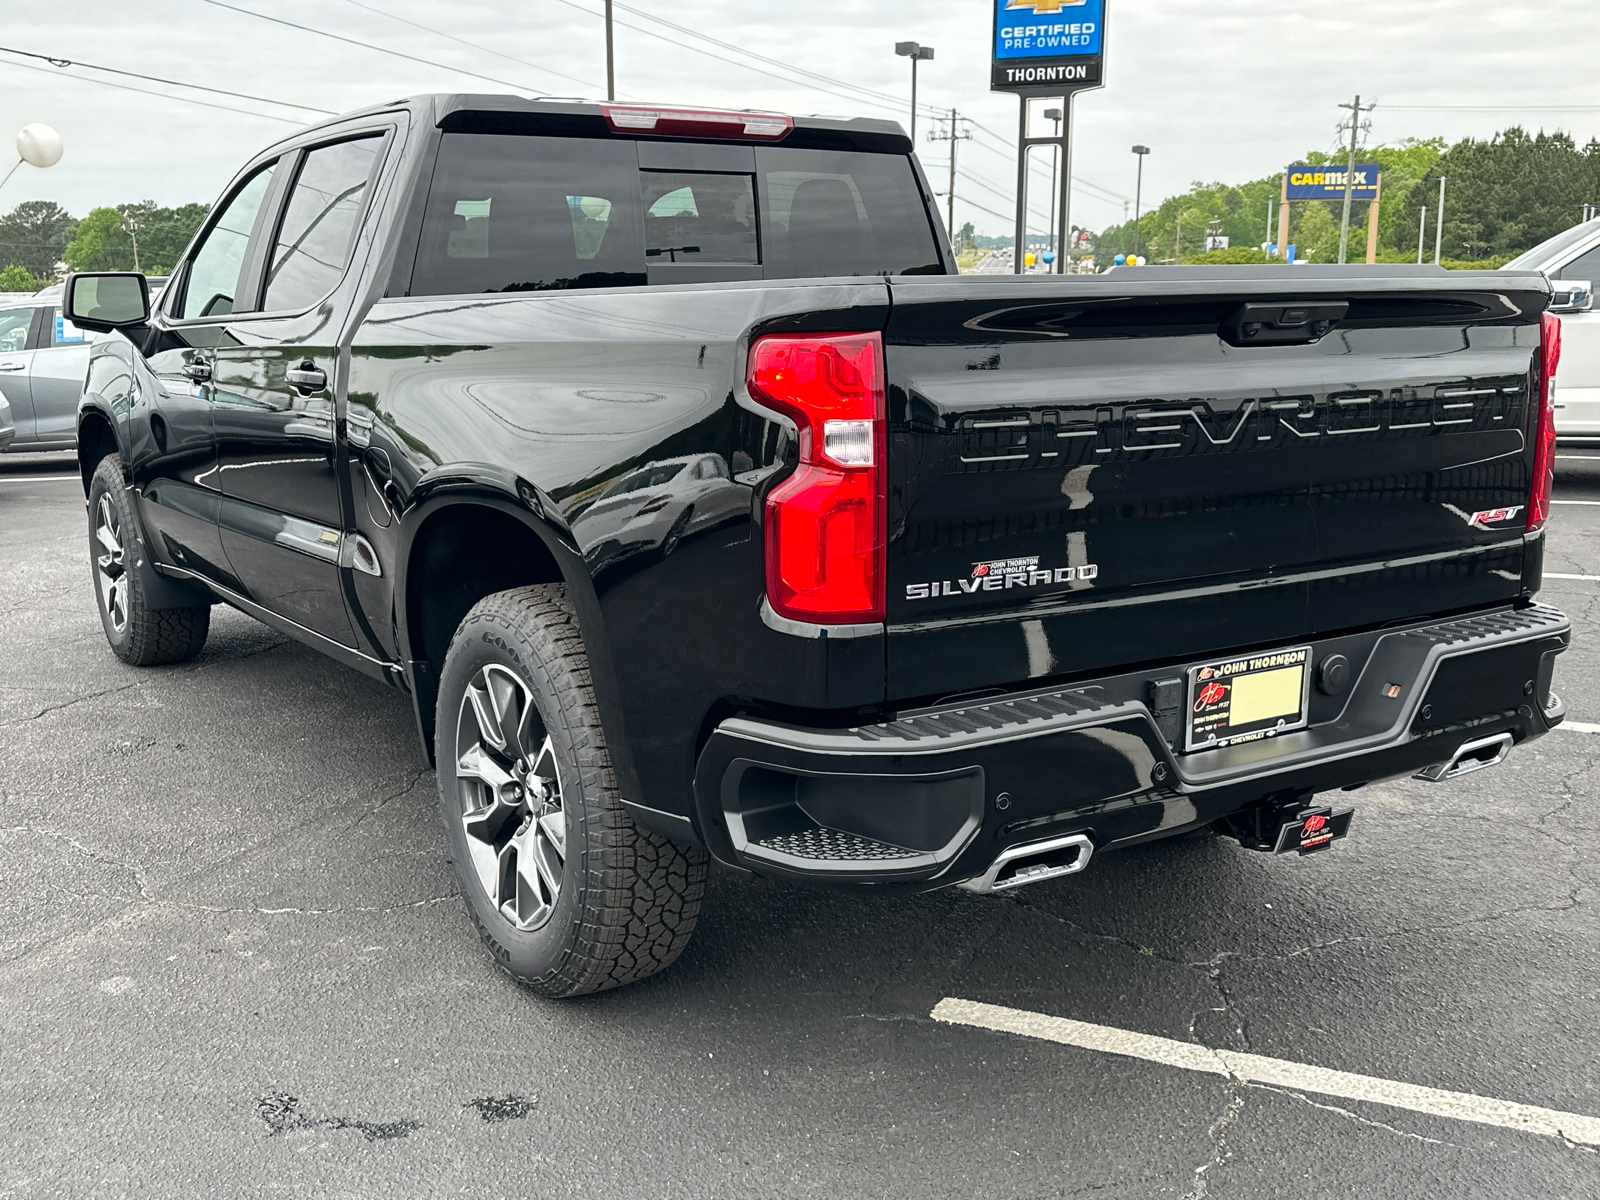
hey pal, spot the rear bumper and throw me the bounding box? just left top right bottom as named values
left=692, top=603, right=1569, bottom=889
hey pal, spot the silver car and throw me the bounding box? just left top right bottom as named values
left=0, top=278, right=166, bottom=452
left=1503, top=223, right=1600, bottom=441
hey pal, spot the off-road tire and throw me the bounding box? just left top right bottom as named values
left=436, top=584, right=708, bottom=997
left=88, top=454, right=210, bottom=666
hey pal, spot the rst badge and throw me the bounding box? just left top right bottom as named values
left=905, top=556, right=1097, bottom=601
left=1468, top=505, right=1525, bottom=528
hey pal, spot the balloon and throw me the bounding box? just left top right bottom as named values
left=1042, top=250, right=1056, bottom=264
left=16, top=124, right=62, bottom=169
left=1114, top=253, right=1127, bottom=265
left=1024, top=252, right=1035, bottom=266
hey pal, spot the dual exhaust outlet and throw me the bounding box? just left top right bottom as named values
left=959, top=832, right=1094, bottom=895
left=1414, top=731, right=1514, bottom=783
left=955, top=731, right=1514, bottom=895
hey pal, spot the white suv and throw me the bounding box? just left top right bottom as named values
left=1503, top=220, right=1600, bottom=441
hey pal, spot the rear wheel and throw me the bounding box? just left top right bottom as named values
left=87, top=454, right=210, bottom=666
left=436, top=584, right=708, bottom=997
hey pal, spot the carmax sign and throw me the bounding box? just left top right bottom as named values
left=1286, top=165, right=1381, bottom=201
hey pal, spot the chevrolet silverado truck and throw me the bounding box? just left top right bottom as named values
left=65, top=95, right=1569, bottom=997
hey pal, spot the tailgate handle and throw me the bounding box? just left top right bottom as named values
left=1221, top=301, right=1348, bottom=347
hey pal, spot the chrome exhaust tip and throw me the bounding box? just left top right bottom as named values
left=958, top=832, right=1094, bottom=895
left=1414, top=731, right=1514, bottom=783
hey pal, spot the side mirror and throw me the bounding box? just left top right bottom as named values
left=1549, top=279, right=1593, bottom=315
left=62, top=272, right=150, bottom=333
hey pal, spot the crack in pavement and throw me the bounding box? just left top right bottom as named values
left=0, top=681, right=140, bottom=727
left=1179, top=1085, right=1245, bottom=1200
left=0, top=825, right=152, bottom=900
left=1248, top=1081, right=1460, bottom=1148
left=352, top=768, right=432, bottom=827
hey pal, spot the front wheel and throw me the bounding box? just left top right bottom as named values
left=87, top=454, right=210, bottom=666
left=435, top=584, right=708, bottom=997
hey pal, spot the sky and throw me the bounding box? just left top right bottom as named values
left=0, top=0, right=1597, bottom=238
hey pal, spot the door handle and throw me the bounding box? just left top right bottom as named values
left=0, top=362, right=26, bottom=372
left=286, top=364, right=327, bottom=395
left=182, top=361, right=212, bottom=382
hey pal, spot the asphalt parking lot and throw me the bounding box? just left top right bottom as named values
left=3, top=448, right=1599, bottom=1199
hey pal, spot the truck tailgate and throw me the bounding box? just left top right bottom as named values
left=883, top=268, right=1549, bottom=700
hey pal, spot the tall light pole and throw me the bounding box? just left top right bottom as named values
left=1416, top=207, right=1428, bottom=264
left=1044, top=107, right=1062, bottom=258
left=1433, top=177, right=1450, bottom=265
left=1131, top=145, right=1150, bottom=260
left=894, top=41, right=934, bottom=142
left=604, top=0, right=615, bottom=101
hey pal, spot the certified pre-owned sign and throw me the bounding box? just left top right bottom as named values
left=992, top=0, right=1105, bottom=94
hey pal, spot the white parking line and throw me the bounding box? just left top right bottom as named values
left=1552, top=499, right=1600, bottom=505
left=1556, top=455, right=1600, bottom=461
left=0, top=474, right=78, bottom=483
left=931, top=998, right=1600, bottom=1146
left=1554, top=721, right=1600, bottom=734
left=1546, top=573, right=1600, bottom=581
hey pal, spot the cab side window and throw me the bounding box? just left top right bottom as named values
left=179, top=162, right=277, bottom=320
left=0, top=308, right=31, bottom=353
left=261, top=136, right=382, bottom=313
left=1556, top=243, right=1600, bottom=283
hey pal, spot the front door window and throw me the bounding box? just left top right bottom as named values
left=179, top=162, right=277, bottom=320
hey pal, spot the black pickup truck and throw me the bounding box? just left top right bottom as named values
left=66, top=95, right=1569, bottom=997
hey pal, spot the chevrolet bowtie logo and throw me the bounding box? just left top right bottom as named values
left=1005, top=0, right=1089, bottom=11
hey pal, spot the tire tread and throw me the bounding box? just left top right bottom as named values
left=446, top=584, right=707, bottom=997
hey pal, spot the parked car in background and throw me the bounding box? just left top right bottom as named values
left=0, top=277, right=167, bottom=452
left=577, top=453, right=748, bottom=573
left=1504, top=222, right=1600, bottom=441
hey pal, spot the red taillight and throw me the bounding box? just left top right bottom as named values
left=601, top=104, right=793, bottom=141
left=1528, top=311, right=1562, bottom=532
left=750, top=333, right=886, bottom=624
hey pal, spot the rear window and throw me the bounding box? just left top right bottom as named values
left=410, top=133, right=942, bottom=296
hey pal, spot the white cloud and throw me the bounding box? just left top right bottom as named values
left=0, top=0, right=1594, bottom=236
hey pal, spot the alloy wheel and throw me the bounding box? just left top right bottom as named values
left=454, top=664, right=567, bottom=930
left=95, top=494, right=128, bottom=635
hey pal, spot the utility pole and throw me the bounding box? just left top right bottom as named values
left=1416, top=207, right=1428, bottom=264
left=927, top=109, right=972, bottom=243
left=895, top=42, right=935, bottom=142
left=1266, top=194, right=1275, bottom=253
left=1336, top=95, right=1375, bottom=265
left=604, top=0, right=615, bottom=101
left=1434, top=177, right=1450, bottom=265
left=1131, top=145, right=1150, bottom=260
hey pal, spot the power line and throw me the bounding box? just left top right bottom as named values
left=608, top=0, right=946, bottom=118
left=0, top=43, right=332, bottom=115
left=335, top=0, right=606, bottom=95
left=0, top=56, right=307, bottom=125
left=1386, top=103, right=1600, bottom=112
left=547, top=0, right=932, bottom=120
left=201, top=0, right=548, bottom=95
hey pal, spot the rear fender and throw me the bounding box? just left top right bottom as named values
left=394, top=468, right=639, bottom=799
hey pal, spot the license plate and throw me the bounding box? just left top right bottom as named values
left=1186, top=645, right=1312, bottom=751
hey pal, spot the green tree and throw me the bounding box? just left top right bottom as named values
left=0, top=200, right=78, bottom=279
left=62, top=201, right=209, bottom=275
left=0, top=264, right=45, bottom=292
left=1391, top=128, right=1600, bottom=260
left=62, top=207, right=134, bottom=271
